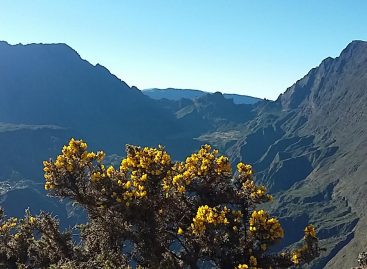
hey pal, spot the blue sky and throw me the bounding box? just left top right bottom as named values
left=0, top=1, right=366, bottom=99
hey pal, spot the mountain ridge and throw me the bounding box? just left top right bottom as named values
left=143, top=87, right=263, bottom=104
left=1, top=40, right=367, bottom=268
left=228, top=39, right=367, bottom=268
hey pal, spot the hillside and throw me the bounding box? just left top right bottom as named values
left=228, top=40, right=367, bottom=268
left=0, top=41, right=255, bottom=223
left=143, top=87, right=262, bottom=104
left=1, top=40, right=367, bottom=268
left=0, top=41, right=210, bottom=159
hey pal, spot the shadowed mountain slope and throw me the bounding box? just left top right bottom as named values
left=1, top=40, right=367, bottom=268
left=228, top=40, right=367, bottom=268
left=0, top=41, right=187, bottom=157
left=0, top=41, right=256, bottom=223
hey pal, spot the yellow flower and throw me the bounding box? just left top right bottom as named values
left=91, top=172, right=102, bottom=182
left=124, top=181, right=131, bottom=189
left=96, top=151, right=105, bottom=162
left=304, top=224, right=316, bottom=238
left=249, top=210, right=284, bottom=241
left=249, top=256, right=257, bottom=266
left=140, top=174, right=148, bottom=181
left=29, top=216, right=36, bottom=224
left=237, top=162, right=252, bottom=173
left=291, top=252, right=300, bottom=265
left=177, top=227, right=184, bottom=235
left=106, top=166, right=115, bottom=177
left=191, top=205, right=229, bottom=236
left=44, top=183, right=55, bottom=190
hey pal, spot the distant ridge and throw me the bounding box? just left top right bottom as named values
left=2, top=39, right=367, bottom=268
left=143, top=88, right=263, bottom=104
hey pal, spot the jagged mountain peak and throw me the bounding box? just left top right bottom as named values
left=340, top=39, right=367, bottom=56
left=230, top=40, right=367, bottom=268
left=195, top=91, right=227, bottom=103
left=278, top=40, right=367, bottom=111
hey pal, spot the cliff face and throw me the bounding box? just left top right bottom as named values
left=229, top=41, right=367, bottom=268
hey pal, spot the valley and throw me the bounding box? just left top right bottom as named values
left=1, top=40, right=367, bottom=268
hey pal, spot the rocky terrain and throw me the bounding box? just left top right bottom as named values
left=226, top=40, right=367, bottom=268
left=1, top=40, right=367, bottom=268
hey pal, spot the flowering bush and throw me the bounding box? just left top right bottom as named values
left=0, top=139, right=321, bottom=268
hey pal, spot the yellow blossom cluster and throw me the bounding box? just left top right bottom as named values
left=38, top=139, right=322, bottom=267
left=291, top=247, right=309, bottom=266
left=304, top=224, right=316, bottom=238
left=249, top=210, right=284, bottom=241
left=246, top=181, right=272, bottom=203
left=237, top=162, right=272, bottom=203
left=291, top=250, right=300, bottom=265
left=184, top=145, right=231, bottom=178
left=191, top=205, right=229, bottom=236
left=90, top=163, right=112, bottom=183
left=215, top=155, right=232, bottom=175
left=110, top=145, right=172, bottom=204
left=249, top=256, right=257, bottom=267
left=235, top=257, right=259, bottom=269
left=236, top=264, right=249, bottom=269
left=0, top=217, right=17, bottom=234
left=162, top=162, right=186, bottom=193
left=28, top=216, right=36, bottom=225
left=43, top=140, right=173, bottom=206
left=290, top=224, right=318, bottom=265
left=237, top=162, right=253, bottom=178
left=120, top=145, right=171, bottom=175
left=115, top=171, right=148, bottom=203
left=162, top=145, right=231, bottom=194
left=43, top=138, right=105, bottom=190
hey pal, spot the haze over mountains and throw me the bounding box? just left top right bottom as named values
left=1, top=40, right=367, bottom=268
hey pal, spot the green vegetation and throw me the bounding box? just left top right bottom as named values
left=0, top=139, right=320, bottom=268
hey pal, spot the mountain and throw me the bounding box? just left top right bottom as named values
left=163, top=92, right=259, bottom=152
left=227, top=40, right=367, bottom=268
left=143, top=88, right=262, bottom=104
left=0, top=41, right=205, bottom=159
left=0, top=41, right=254, bottom=223
left=2, top=40, right=367, bottom=268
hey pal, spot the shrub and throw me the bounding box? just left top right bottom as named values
left=0, top=139, right=320, bottom=268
